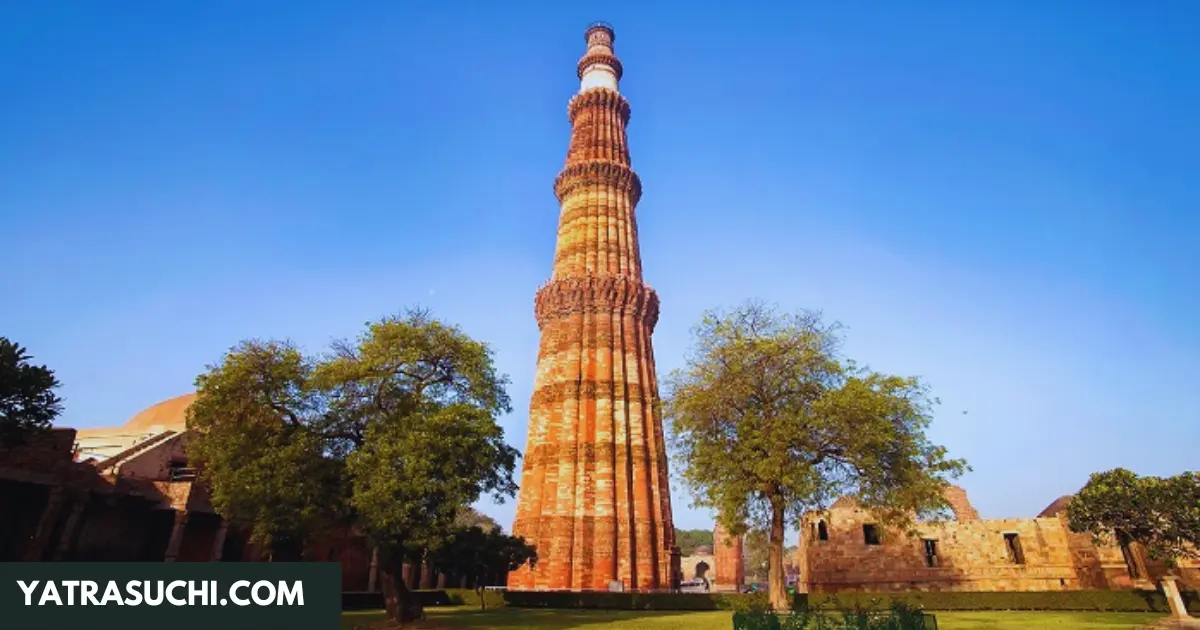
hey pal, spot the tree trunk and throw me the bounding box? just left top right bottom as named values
left=768, top=499, right=790, bottom=611
left=270, top=537, right=304, bottom=562
left=379, top=562, right=424, bottom=625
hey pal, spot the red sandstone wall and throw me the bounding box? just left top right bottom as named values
left=943, top=486, right=980, bottom=521
left=68, top=500, right=172, bottom=561
left=0, top=480, right=49, bottom=560
left=0, top=428, right=77, bottom=470
left=799, top=505, right=1080, bottom=593
left=115, top=434, right=189, bottom=480
left=1142, top=550, right=1200, bottom=591
left=1053, top=503, right=1199, bottom=591
left=714, top=524, right=745, bottom=591
left=308, top=530, right=372, bottom=591
left=1062, top=527, right=1137, bottom=589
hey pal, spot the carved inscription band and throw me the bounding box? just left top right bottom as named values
left=529, top=380, right=650, bottom=408
left=522, top=442, right=661, bottom=470
left=554, top=160, right=642, bottom=206
left=534, top=275, right=660, bottom=330
left=567, top=88, right=631, bottom=124
left=576, top=53, right=624, bottom=81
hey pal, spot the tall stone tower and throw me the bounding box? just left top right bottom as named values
left=713, top=523, right=746, bottom=591
left=508, top=23, right=680, bottom=592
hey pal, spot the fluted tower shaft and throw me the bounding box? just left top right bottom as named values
left=509, top=23, right=680, bottom=592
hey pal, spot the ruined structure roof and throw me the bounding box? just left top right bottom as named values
left=821, top=485, right=981, bottom=521
left=75, top=393, right=195, bottom=438
left=943, top=484, right=980, bottom=521
left=122, top=393, right=195, bottom=431
left=1038, top=495, right=1073, bottom=518
left=830, top=496, right=861, bottom=509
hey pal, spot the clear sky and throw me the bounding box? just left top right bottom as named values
left=2, top=2, right=1197, bottom=539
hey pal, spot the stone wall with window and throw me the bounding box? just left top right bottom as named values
left=795, top=487, right=1081, bottom=593
left=1039, top=494, right=1200, bottom=591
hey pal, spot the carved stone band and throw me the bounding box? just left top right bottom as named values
left=554, top=160, right=642, bottom=206
left=568, top=88, right=631, bottom=125
left=530, top=381, right=652, bottom=410
left=577, top=53, right=624, bottom=82
left=534, top=275, right=660, bottom=330
left=521, top=441, right=665, bottom=472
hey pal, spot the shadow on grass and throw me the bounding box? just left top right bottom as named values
left=931, top=611, right=1161, bottom=630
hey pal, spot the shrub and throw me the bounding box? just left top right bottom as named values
left=440, top=588, right=507, bottom=609
left=732, top=605, right=936, bottom=630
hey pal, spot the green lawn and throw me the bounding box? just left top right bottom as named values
left=341, top=607, right=1162, bottom=629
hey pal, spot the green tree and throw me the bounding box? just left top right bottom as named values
left=674, top=528, right=714, bottom=556
left=427, top=525, right=536, bottom=609
left=743, top=528, right=769, bottom=582
left=455, top=507, right=501, bottom=532
left=1067, top=468, right=1200, bottom=567
left=0, top=337, right=63, bottom=448
left=664, top=302, right=967, bottom=610
left=186, top=341, right=343, bottom=559
left=187, top=309, right=519, bottom=625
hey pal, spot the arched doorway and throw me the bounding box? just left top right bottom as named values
left=694, top=561, right=711, bottom=591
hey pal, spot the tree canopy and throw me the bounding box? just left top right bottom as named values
left=743, top=528, right=769, bottom=582
left=456, top=507, right=502, bottom=532
left=0, top=337, right=63, bottom=448
left=1067, top=468, right=1200, bottom=565
left=426, top=524, right=536, bottom=606
left=664, top=302, right=967, bottom=609
left=674, top=528, right=714, bottom=556
left=186, top=309, right=521, bottom=624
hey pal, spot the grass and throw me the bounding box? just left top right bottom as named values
left=341, top=607, right=1163, bottom=629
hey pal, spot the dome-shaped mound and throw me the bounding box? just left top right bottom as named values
left=122, top=393, right=196, bottom=432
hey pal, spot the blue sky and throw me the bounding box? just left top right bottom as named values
left=2, top=2, right=1197, bottom=538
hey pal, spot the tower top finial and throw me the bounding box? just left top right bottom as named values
left=585, top=21, right=614, bottom=43
left=578, top=22, right=621, bottom=93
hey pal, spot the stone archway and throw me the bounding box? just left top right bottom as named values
left=694, top=561, right=711, bottom=590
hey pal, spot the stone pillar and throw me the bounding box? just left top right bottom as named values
left=671, top=547, right=683, bottom=593
left=1162, top=576, right=1192, bottom=620
left=367, top=548, right=379, bottom=592
left=1132, top=544, right=1152, bottom=585
left=163, top=510, right=189, bottom=562
left=23, top=486, right=65, bottom=561
left=401, top=563, right=414, bottom=589
left=714, top=523, right=745, bottom=592
left=420, top=562, right=434, bottom=590
left=210, top=519, right=229, bottom=562
left=51, top=493, right=88, bottom=561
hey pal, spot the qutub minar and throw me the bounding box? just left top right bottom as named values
left=508, top=23, right=682, bottom=592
